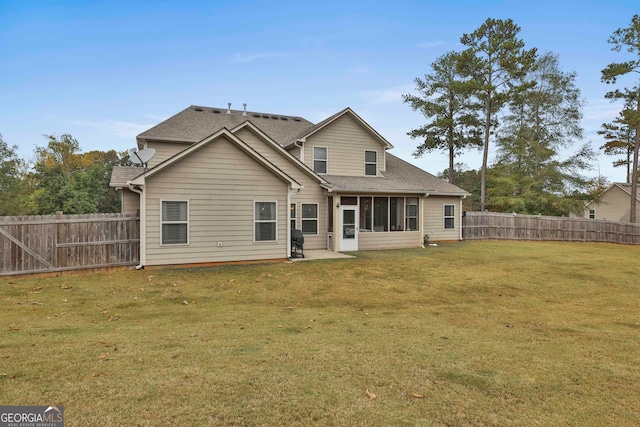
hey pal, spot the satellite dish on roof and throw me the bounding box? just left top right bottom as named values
left=129, top=148, right=156, bottom=169
left=129, top=148, right=142, bottom=165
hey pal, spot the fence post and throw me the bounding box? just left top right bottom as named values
left=55, top=211, right=62, bottom=269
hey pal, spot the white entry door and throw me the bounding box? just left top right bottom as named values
left=339, top=206, right=358, bottom=251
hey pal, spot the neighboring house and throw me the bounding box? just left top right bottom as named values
left=582, top=182, right=640, bottom=222
left=110, top=105, right=469, bottom=268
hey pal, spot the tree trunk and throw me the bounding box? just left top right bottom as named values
left=630, top=95, right=640, bottom=223
left=481, top=92, right=491, bottom=211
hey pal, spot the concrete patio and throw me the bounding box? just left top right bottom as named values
left=290, top=250, right=356, bottom=261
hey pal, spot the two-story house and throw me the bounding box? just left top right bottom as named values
left=110, top=105, right=469, bottom=268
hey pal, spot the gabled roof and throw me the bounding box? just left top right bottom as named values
left=131, top=128, right=301, bottom=189
left=110, top=166, right=144, bottom=187
left=283, top=107, right=394, bottom=149
left=137, top=105, right=314, bottom=146
left=322, top=153, right=469, bottom=196
left=585, top=182, right=640, bottom=207
left=230, top=121, right=327, bottom=186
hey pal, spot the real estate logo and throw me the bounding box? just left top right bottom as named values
left=0, top=406, right=64, bottom=427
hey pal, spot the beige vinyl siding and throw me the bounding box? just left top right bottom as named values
left=584, top=186, right=640, bottom=222
left=234, top=127, right=328, bottom=249
left=121, top=189, right=139, bottom=214
left=143, top=135, right=289, bottom=266
left=288, top=145, right=301, bottom=160
left=144, top=140, right=192, bottom=167
left=303, top=114, right=386, bottom=176
left=423, top=196, right=462, bottom=241
left=358, top=231, right=421, bottom=250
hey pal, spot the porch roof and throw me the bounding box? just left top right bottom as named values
left=323, top=154, right=469, bottom=197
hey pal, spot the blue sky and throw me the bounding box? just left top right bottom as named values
left=0, top=0, right=637, bottom=183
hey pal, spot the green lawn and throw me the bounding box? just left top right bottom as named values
left=2, top=241, right=639, bottom=426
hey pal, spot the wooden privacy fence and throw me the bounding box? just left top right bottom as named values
left=463, top=211, right=640, bottom=244
left=1, top=212, right=140, bottom=276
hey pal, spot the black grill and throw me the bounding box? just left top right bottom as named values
left=291, top=229, right=304, bottom=258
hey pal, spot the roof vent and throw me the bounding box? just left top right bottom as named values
left=212, top=109, right=220, bottom=114
left=271, top=115, right=279, bottom=120
left=242, top=103, right=248, bottom=117
left=293, top=118, right=301, bottom=122
left=227, top=103, right=232, bottom=115
left=194, top=107, right=203, bottom=112
left=253, top=113, right=261, bottom=118
left=281, top=117, right=288, bottom=121
left=262, top=114, right=270, bottom=118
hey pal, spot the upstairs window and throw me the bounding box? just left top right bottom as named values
left=313, top=146, right=327, bottom=174
left=365, top=150, right=377, bottom=176
left=161, top=200, right=189, bottom=245
left=444, top=204, right=455, bottom=229
left=589, top=209, right=596, bottom=219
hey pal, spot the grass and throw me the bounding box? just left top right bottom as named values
left=2, top=240, right=640, bottom=426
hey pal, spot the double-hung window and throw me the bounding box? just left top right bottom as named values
left=444, top=204, right=455, bottom=229
left=405, top=197, right=419, bottom=231
left=301, top=203, right=318, bottom=235
left=161, top=200, right=189, bottom=245
left=255, top=201, right=277, bottom=242
left=589, top=209, right=596, bottom=219
left=365, top=150, right=377, bottom=176
left=313, top=146, right=327, bottom=174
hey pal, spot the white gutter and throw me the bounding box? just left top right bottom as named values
left=128, top=181, right=145, bottom=270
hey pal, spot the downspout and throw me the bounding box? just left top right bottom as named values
left=421, top=193, right=429, bottom=248
left=128, top=182, right=145, bottom=270
left=287, top=188, right=296, bottom=259
left=460, top=195, right=467, bottom=241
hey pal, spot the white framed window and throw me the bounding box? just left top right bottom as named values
left=405, top=197, right=419, bottom=231
left=254, top=201, right=277, bottom=242
left=161, top=200, right=189, bottom=245
left=301, top=203, right=318, bottom=235
left=444, top=204, right=455, bottom=229
left=365, top=150, right=377, bottom=176
left=313, top=146, right=328, bottom=174
left=290, top=203, right=297, bottom=230
left=589, top=209, right=596, bottom=219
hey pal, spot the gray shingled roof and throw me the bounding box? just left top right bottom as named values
left=137, top=105, right=314, bottom=146
left=323, top=154, right=469, bottom=196
left=110, top=166, right=144, bottom=187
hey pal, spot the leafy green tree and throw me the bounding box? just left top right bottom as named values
left=601, top=14, right=640, bottom=222
left=457, top=18, right=537, bottom=210
left=27, top=135, right=126, bottom=214
left=491, top=52, right=593, bottom=216
left=0, top=134, right=26, bottom=216
left=437, top=163, right=481, bottom=211
left=598, top=102, right=637, bottom=183
left=403, top=51, right=483, bottom=184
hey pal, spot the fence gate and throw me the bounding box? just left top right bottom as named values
left=1, top=212, right=140, bottom=276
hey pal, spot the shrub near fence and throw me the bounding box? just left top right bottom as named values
left=463, top=211, right=640, bottom=245
left=0, top=212, right=140, bottom=276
